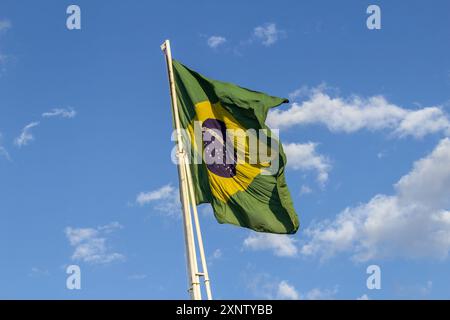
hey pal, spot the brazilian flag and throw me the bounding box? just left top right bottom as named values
left=173, top=60, right=299, bottom=234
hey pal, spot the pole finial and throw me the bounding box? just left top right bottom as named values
left=160, top=39, right=169, bottom=52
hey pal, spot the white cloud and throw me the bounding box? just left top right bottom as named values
left=207, top=36, right=226, bottom=49
left=65, top=222, right=125, bottom=264
left=357, top=294, right=370, bottom=300
left=14, top=122, right=39, bottom=147
left=267, top=87, right=450, bottom=138
left=300, top=138, right=450, bottom=262
left=136, top=184, right=180, bottom=216
left=42, top=107, right=77, bottom=119
left=254, top=23, right=282, bottom=46
left=136, top=184, right=175, bottom=204
left=395, top=107, right=450, bottom=138
left=284, top=142, right=331, bottom=185
left=243, top=233, right=298, bottom=257
left=277, top=280, right=299, bottom=300
left=246, top=272, right=337, bottom=300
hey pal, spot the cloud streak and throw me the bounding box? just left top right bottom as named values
left=14, top=122, right=39, bottom=147
left=14, top=107, right=77, bottom=148
left=42, top=107, right=77, bottom=119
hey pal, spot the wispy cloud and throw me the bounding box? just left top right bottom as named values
left=243, top=233, right=298, bottom=257
left=300, top=138, right=450, bottom=262
left=204, top=22, right=284, bottom=54
left=0, top=145, right=10, bottom=160
left=136, top=184, right=180, bottom=216
left=268, top=86, right=450, bottom=139
left=42, top=107, right=77, bottom=119
left=65, top=222, right=125, bottom=264
left=207, top=36, right=226, bottom=49
left=0, top=133, right=11, bottom=161
left=97, top=221, right=123, bottom=233
left=14, top=122, right=39, bottom=147
left=14, top=107, right=77, bottom=148
left=283, top=142, right=331, bottom=186
left=254, top=23, right=284, bottom=46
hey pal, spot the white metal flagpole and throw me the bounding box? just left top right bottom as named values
left=161, top=39, right=202, bottom=300
left=178, top=159, right=202, bottom=299
left=184, top=162, right=213, bottom=300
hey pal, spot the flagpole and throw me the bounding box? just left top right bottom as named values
left=184, top=162, right=213, bottom=300
left=161, top=39, right=202, bottom=300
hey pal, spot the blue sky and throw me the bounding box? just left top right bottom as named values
left=0, top=0, right=449, bottom=299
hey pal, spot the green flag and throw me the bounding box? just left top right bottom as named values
left=173, top=60, right=299, bottom=234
